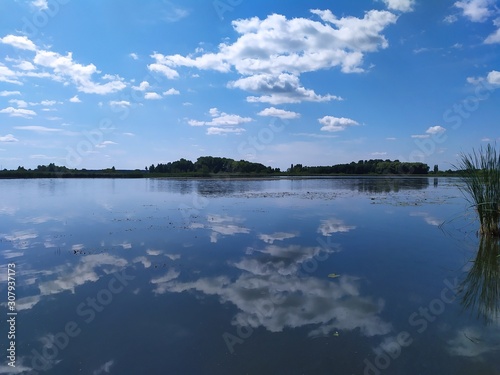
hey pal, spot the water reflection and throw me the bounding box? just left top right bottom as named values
left=355, top=177, right=429, bottom=193
left=459, top=236, right=500, bottom=323
left=154, top=241, right=393, bottom=338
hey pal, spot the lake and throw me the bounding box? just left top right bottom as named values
left=0, top=177, right=498, bottom=374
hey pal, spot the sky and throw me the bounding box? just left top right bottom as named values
left=0, top=0, right=499, bottom=171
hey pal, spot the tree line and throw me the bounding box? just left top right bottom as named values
left=0, top=157, right=440, bottom=178
left=288, top=159, right=430, bottom=175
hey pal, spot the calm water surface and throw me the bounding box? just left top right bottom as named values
left=0, top=177, right=499, bottom=375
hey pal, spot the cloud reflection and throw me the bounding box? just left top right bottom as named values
left=317, top=218, right=356, bottom=236
left=153, top=243, right=391, bottom=338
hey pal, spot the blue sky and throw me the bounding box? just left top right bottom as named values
left=0, top=0, right=499, bottom=170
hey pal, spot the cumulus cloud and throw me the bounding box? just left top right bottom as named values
left=33, top=49, right=127, bottom=94
left=230, top=73, right=341, bottom=104
left=257, top=107, right=300, bottom=119
left=149, top=10, right=397, bottom=103
left=319, top=116, right=359, bottom=132
left=132, top=81, right=150, bottom=91
left=163, top=88, right=180, bottom=95
left=187, top=108, right=252, bottom=135
left=0, top=90, right=21, bottom=97
left=454, top=0, right=494, bottom=22
left=109, top=100, right=131, bottom=108
left=485, top=27, right=500, bottom=44
left=152, top=10, right=396, bottom=76
left=382, top=0, right=415, bottom=12
left=0, top=35, right=37, bottom=51
left=9, top=99, right=28, bottom=108
left=0, top=134, right=18, bottom=142
left=426, top=125, right=446, bottom=134
left=0, top=107, right=36, bottom=118
left=0, top=34, right=127, bottom=94
left=31, top=0, right=48, bottom=10
left=486, top=70, right=500, bottom=85
left=69, top=95, right=81, bottom=103
left=144, top=92, right=162, bottom=100
left=148, top=60, right=180, bottom=79
left=0, top=64, right=22, bottom=84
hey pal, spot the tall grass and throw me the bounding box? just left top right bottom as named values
left=459, top=236, right=500, bottom=323
left=457, top=144, right=500, bottom=237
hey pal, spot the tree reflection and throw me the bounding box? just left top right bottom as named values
left=459, top=236, right=500, bottom=323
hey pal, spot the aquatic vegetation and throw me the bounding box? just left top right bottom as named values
left=459, top=236, right=500, bottom=323
left=457, top=144, right=500, bottom=236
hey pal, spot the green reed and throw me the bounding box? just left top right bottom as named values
left=458, top=144, right=500, bottom=237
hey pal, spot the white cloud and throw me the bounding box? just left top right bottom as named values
left=9, top=99, right=28, bottom=108
left=454, top=0, right=494, bottom=22
left=0, top=134, right=18, bottom=142
left=486, top=70, right=500, bottom=85
left=40, top=100, right=57, bottom=106
left=31, top=0, right=48, bottom=10
left=69, top=95, right=81, bottom=103
left=382, top=0, right=415, bottom=12
left=148, top=61, right=180, bottom=79
left=150, top=10, right=397, bottom=103
left=426, top=125, right=446, bottom=134
left=257, top=107, right=300, bottom=119
left=163, top=88, right=180, bottom=95
left=132, top=81, right=150, bottom=91
left=144, top=92, right=162, bottom=100
left=153, top=10, right=397, bottom=76
left=0, top=35, right=37, bottom=51
left=15, top=60, right=36, bottom=71
left=319, top=116, right=359, bottom=132
left=109, top=100, right=131, bottom=108
left=0, top=107, right=36, bottom=118
left=162, top=3, right=190, bottom=22
left=206, top=127, right=246, bottom=135
left=386, top=137, right=397, bottom=140
left=96, top=141, right=117, bottom=148
left=318, top=218, right=356, bottom=236
left=485, top=27, right=500, bottom=43
left=129, top=52, right=139, bottom=60
left=13, top=125, right=62, bottom=132
left=188, top=108, right=252, bottom=129
left=258, top=232, right=297, bottom=244
left=158, top=244, right=392, bottom=338
left=123, top=132, right=135, bottom=136
left=371, top=151, right=388, bottom=156
left=33, top=47, right=127, bottom=94
left=411, top=134, right=430, bottom=139
left=92, top=360, right=115, bottom=375
left=230, top=73, right=341, bottom=104
left=0, top=90, right=21, bottom=97
left=444, top=14, right=459, bottom=23
left=0, top=64, right=22, bottom=85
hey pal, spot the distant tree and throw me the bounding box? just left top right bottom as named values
left=433, top=164, right=439, bottom=173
